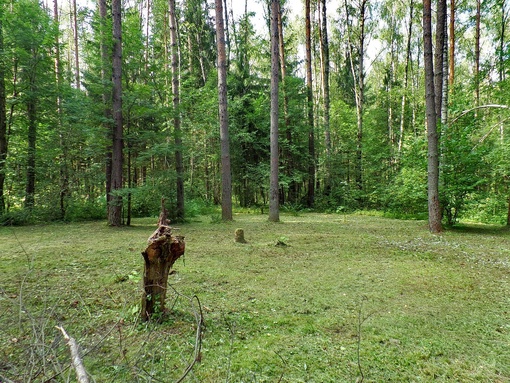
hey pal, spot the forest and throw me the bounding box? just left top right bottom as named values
left=0, top=0, right=509, bottom=230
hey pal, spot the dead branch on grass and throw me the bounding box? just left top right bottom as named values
left=55, top=326, right=89, bottom=383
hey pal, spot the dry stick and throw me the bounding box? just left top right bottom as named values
left=55, top=326, right=90, bottom=383
left=173, top=294, right=204, bottom=383
left=43, top=321, right=120, bottom=383
left=356, top=296, right=375, bottom=383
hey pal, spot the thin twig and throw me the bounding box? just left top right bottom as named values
left=355, top=296, right=375, bottom=383
left=274, top=351, right=287, bottom=383
left=173, top=294, right=204, bottom=383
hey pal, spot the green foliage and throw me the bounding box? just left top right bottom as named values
left=440, top=120, right=489, bottom=226
left=384, top=138, right=428, bottom=218
left=64, top=199, right=106, bottom=222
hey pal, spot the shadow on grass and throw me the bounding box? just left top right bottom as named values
left=447, top=223, right=510, bottom=236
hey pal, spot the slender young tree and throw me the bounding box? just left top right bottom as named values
left=475, top=0, right=481, bottom=107
left=108, top=0, right=123, bottom=226
left=215, top=0, right=232, bottom=221
left=169, top=0, right=185, bottom=220
left=269, top=0, right=280, bottom=222
left=0, top=0, right=6, bottom=215
left=424, top=0, right=442, bottom=233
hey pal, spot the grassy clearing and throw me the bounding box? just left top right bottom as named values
left=1, top=213, right=509, bottom=382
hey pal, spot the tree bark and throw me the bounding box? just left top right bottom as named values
left=305, top=0, right=315, bottom=207
left=268, top=0, right=280, bottom=222
left=0, top=2, right=7, bottom=215
left=319, top=0, right=331, bottom=193
left=424, top=0, right=442, bottom=233
left=398, top=0, right=414, bottom=157
left=108, top=0, right=123, bottom=226
left=169, top=0, right=185, bottom=221
left=141, top=207, right=185, bottom=321
left=72, top=0, right=81, bottom=89
left=25, top=76, right=37, bottom=210
left=345, top=0, right=367, bottom=194
left=99, top=0, right=113, bottom=215
left=448, top=0, right=455, bottom=87
left=474, top=0, right=481, bottom=107
left=215, top=0, right=232, bottom=221
left=277, top=2, right=294, bottom=204
left=434, top=0, right=447, bottom=122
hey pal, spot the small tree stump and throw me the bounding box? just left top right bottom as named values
left=141, top=201, right=185, bottom=321
left=234, top=228, right=246, bottom=243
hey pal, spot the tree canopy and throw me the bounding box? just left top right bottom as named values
left=1, top=0, right=509, bottom=228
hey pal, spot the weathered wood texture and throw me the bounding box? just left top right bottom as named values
left=141, top=221, right=185, bottom=321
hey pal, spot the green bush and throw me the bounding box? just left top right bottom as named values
left=384, top=167, right=428, bottom=218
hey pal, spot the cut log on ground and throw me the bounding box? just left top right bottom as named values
left=141, top=207, right=185, bottom=321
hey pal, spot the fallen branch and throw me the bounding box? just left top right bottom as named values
left=450, top=104, right=509, bottom=124
left=55, top=326, right=89, bottom=383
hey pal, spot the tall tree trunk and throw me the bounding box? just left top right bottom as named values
left=223, top=0, right=230, bottom=70
left=356, top=0, right=366, bottom=193
left=268, top=0, right=280, bottom=222
left=398, top=0, right=414, bottom=157
left=434, top=0, right=447, bottom=122
left=145, top=0, right=150, bottom=72
left=441, top=20, right=449, bottom=125
left=169, top=0, right=185, bottom=221
left=319, top=0, right=331, bottom=192
left=99, top=0, right=113, bottom=214
left=0, top=1, right=7, bottom=215
left=25, top=79, right=36, bottom=210
left=54, top=0, right=69, bottom=219
left=474, top=0, right=481, bottom=108
left=72, top=0, right=80, bottom=89
left=305, top=0, right=315, bottom=207
left=215, top=0, right=232, bottom=221
left=345, top=0, right=367, bottom=195
left=448, top=0, right=455, bottom=87
left=319, top=0, right=330, bottom=154
left=499, top=0, right=507, bottom=83
left=424, top=0, right=442, bottom=233
left=108, top=0, right=123, bottom=226
left=278, top=2, right=294, bottom=204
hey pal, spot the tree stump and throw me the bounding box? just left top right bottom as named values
left=141, top=200, right=185, bottom=321
left=234, top=228, right=246, bottom=243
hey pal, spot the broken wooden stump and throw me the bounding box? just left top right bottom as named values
left=234, top=228, right=247, bottom=243
left=141, top=207, right=185, bottom=321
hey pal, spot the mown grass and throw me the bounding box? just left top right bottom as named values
left=1, top=213, right=509, bottom=382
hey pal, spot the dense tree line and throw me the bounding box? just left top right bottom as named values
left=0, top=0, right=509, bottom=229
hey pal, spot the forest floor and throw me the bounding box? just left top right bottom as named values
left=0, top=212, right=509, bottom=382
